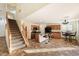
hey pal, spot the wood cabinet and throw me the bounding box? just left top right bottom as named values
left=31, top=33, right=39, bottom=42
left=31, top=25, right=40, bottom=30
left=49, top=25, right=60, bottom=30
left=31, top=24, right=40, bottom=42
left=52, top=32, right=61, bottom=39
left=49, top=24, right=61, bottom=39
left=34, top=33, right=39, bottom=42
left=52, top=25, right=60, bottom=30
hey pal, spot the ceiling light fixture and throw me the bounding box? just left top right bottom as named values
left=62, top=19, right=69, bottom=24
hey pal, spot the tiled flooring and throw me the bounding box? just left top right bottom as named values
left=1, top=37, right=79, bottom=56
left=0, top=37, right=9, bottom=56
left=24, top=49, right=79, bottom=56
left=28, top=38, right=79, bottom=48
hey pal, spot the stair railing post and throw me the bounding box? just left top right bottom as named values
left=7, top=21, right=12, bottom=54
left=9, top=31, right=12, bottom=54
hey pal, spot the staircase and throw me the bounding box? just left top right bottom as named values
left=8, top=19, right=26, bottom=51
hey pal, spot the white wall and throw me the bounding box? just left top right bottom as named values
left=40, top=24, right=46, bottom=34
left=17, top=3, right=48, bottom=18
left=0, top=4, right=6, bottom=37
left=0, top=19, right=5, bottom=36
left=72, top=20, right=79, bottom=39
left=7, top=12, right=15, bottom=19
left=77, top=20, right=79, bottom=39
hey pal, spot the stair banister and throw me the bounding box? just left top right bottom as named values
left=7, top=19, right=12, bottom=53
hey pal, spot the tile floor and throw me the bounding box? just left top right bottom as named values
left=0, top=37, right=79, bottom=56
left=28, top=38, right=79, bottom=49
left=0, top=37, right=9, bottom=56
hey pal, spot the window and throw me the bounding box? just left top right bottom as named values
left=61, top=24, right=72, bottom=31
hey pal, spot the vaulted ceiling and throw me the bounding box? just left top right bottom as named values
left=25, top=3, right=79, bottom=23
left=7, top=3, right=79, bottom=23
left=17, top=3, right=48, bottom=18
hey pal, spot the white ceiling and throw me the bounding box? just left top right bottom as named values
left=17, top=3, right=48, bottom=17
left=24, top=3, right=79, bottom=23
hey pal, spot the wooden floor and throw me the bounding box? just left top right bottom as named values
left=1, top=37, right=79, bottom=56
left=28, top=38, right=79, bottom=48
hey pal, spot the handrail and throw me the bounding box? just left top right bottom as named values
left=6, top=19, right=12, bottom=49
left=6, top=13, right=12, bottom=53
left=16, top=20, right=30, bottom=47
left=8, top=25, right=12, bottom=48
left=22, top=31, right=30, bottom=47
left=21, top=25, right=30, bottom=47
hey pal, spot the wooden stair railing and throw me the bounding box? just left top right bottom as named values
left=6, top=15, right=30, bottom=53
left=21, top=24, right=30, bottom=47
left=6, top=19, right=12, bottom=53
left=14, top=21, right=30, bottom=47
left=8, top=25, right=12, bottom=52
